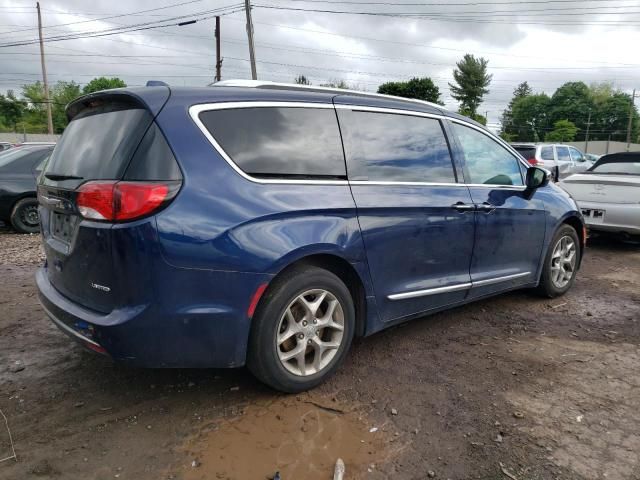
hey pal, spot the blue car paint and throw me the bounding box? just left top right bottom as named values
left=36, top=85, right=584, bottom=368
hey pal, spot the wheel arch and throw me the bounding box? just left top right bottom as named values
left=259, top=252, right=370, bottom=338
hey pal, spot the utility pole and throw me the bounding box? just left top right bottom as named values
left=584, top=110, right=592, bottom=153
left=214, top=16, right=222, bottom=82
left=626, top=88, right=636, bottom=151
left=244, top=0, right=257, bottom=80
left=36, top=2, right=53, bottom=135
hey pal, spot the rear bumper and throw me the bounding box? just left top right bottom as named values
left=579, top=201, right=640, bottom=235
left=36, top=266, right=273, bottom=368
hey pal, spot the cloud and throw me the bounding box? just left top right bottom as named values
left=1, top=0, right=639, bottom=125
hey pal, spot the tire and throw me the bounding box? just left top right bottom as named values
left=10, top=198, right=40, bottom=234
left=537, top=225, right=580, bottom=298
left=247, top=265, right=355, bottom=393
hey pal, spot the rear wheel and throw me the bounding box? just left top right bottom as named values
left=247, top=266, right=355, bottom=393
left=10, top=198, right=40, bottom=234
left=537, top=225, right=580, bottom=297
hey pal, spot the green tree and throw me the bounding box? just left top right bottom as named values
left=449, top=54, right=492, bottom=117
left=377, top=77, right=443, bottom=105
left=320, top=79, right=352, bottom=89
left=589, top=86, right=638, bottom=142
left=51, top=81, right=82, bottom=133
left=294, top=75, right=311, bottom=85
left=511, top=93, right=551, bottom=142
left=82, top=77, right=127, bottom=95
left=545, top=119, right=579, bottom=142
left=500, top=81, right=532, bottom=140
left=0, top=90, right=27, bottom=132
left=548, top=82, right=594, bottom=136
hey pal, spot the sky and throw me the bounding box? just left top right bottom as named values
left=1, top=0, right=639, bottom=129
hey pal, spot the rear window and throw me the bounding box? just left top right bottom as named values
left=513, top=147, right=536, bottom=160
left=590, top=161, right=640, bottom=175
left=338, top=110, right=455, bottom=183
left=44, top=102, right=153, bottom=186
left=0, top=147, right=51, bottom=173
left=198, top=107, right=346, bottom=179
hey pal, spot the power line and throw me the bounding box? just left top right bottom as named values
left=0, top=5, right=245, bottom=48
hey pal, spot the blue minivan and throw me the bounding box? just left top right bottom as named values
left=36, top=81, right=585, bottom=392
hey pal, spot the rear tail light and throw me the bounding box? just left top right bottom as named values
left=527, top=157, right=540, bottom=166
left=76, top=181, right=180, bottom=222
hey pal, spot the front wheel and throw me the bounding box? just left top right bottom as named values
left=247, top=266, right=355, bottom=393
left=537, top=225, right=580, bottom=297
left=10, top=198, right=40, bottom=234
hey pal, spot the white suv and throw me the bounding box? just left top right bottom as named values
left=511, top=143, right=593, bottom=180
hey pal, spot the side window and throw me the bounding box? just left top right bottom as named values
left=556, top=146, right=571, bottom=162
left=569, top=147, right=584, bottom=162
left=540, top=146, right=554, bottom=160
left=338, top=110, right=456, bottom=183
left=451, top=123, right=524, bottom=186
left=199, top=107, right=346, bottom=179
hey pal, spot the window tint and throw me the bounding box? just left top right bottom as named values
left=513, top=147, right=536, bottom=160
left=44, top=103, right=153, bottom=188
left=569, top=147, right=584, bottom=162
left=451, top=123, right=523, bottom=186
left=540, top=146, right=554, bottom=160
left=0, top=147, right=52, bottom=173
left=556, top=146, right=571, bottom=162
left=339, top=110, right=455, bottom=182
left=199, top=107, right=346, bottom=179
left=124, top=123, right=182, bottom=181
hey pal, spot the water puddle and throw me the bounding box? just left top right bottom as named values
left=177, top=396, right=392, bottom=480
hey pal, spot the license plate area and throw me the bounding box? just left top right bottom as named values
left=51, top=211, right=78, bottom=243
left=581, top=208, right=605, bottom=224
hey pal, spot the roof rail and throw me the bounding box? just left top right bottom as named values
left=211, top=79, right=446, bottom=111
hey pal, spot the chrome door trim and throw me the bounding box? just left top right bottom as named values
left=471, top=271, right=532, bottom=288
left=388, top=282, right=472, bottom=300
left=189, top=102, right=349, bottom=186
left=190, top=100, right=531, bottom=187
left=387, top=271, right=532, bottom=300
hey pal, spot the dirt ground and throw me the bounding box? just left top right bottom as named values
left=1, top=226, right=639, bottom=480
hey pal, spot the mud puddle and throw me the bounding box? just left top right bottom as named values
left=175, top=397, right=393, bottom=480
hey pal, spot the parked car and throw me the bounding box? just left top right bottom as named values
left=0, top=143, right=55, bottom=232
left=511, top=143, right=592, bottom=179
left=0, top=141, right=16, bottom=152
left=560, top=152, right=640, bottom=237
left=36, top=82, right=585, bottom=392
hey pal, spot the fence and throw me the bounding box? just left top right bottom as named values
left=565, top=140, right=640, bottom=156
left=0, top=133, right=60, bottom=143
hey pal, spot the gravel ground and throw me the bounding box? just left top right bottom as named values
left=0, top=229, right=639, bottom=479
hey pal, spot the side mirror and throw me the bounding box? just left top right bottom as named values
left=526, top=166, right=549, bottom=189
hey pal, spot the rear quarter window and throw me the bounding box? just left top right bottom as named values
left=198, top=106, right=346, bottom=179
left=540, top=146, right=554, bottom=160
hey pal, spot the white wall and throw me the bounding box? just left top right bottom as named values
left=565, top=141, right=640, bottom=155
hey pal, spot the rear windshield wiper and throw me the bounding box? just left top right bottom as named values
left=44, top=173, right=84, bottom=181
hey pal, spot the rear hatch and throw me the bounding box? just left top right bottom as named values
left=39, top=90, right=181, bottom=313
left=561, top=174, right=640, bottom=204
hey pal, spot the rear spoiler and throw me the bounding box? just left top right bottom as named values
left=66, top=86, right=171, bottom=121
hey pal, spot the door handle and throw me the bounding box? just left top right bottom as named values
left=477, top=202, right=496, bottom=213
left=451, top=202, right=475, bottom=212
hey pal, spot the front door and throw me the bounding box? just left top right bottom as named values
left=448, top=121, right=546, bottom=299
left=336, top=106, right=475, bottom=323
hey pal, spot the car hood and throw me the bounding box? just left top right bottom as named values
left=560, top=174, right=640, bottom=204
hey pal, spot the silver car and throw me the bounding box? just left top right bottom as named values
left=512, top=143, right=593, bottom=180
left=560, top=152, right=640, bottom=236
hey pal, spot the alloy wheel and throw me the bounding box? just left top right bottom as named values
left=276, top=289, right=345, bottom=377
left=551, top=235, right=577, bottom=289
